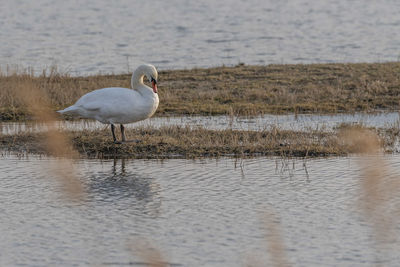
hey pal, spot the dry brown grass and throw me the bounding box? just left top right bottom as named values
left=0, top=67, right=129, bottom=120
left=2, top=122, right=400, bottom=160
left=1, top=62, right=400, bottom=120
left=0, top=126, right=349, bottom=159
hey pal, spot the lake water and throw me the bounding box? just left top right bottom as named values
left=2, top=112, right=400, bottom=135
left=1, top=154, right=400, bottom=266
left=2, top=1, right=400, bottom=265
left=1, top=0, right=400, bottom=74
left=2, top=112, right=400, bottom=266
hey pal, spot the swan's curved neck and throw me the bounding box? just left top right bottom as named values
left=131, top=70, right=144, bottom=89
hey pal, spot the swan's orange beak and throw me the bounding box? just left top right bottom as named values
left=152, top=80, right=158, bottom=93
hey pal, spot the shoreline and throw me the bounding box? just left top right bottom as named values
left=1, top=62, right=400, bottom=121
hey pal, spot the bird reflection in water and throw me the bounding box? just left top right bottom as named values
left=87, top=158, right=162, bottom=217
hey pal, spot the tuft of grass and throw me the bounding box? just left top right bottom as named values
left=1, top=62, right=400, bottom=120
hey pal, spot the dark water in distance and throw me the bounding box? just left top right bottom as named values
left=1, top=0, right=400, bottom=74
left=1, top=154, right=400, bottom=266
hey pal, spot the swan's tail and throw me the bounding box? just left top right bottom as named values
left=57, top=105, right=79, bottom=115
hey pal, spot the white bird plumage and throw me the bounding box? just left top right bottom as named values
left=58, top=64, right=159, bottom=143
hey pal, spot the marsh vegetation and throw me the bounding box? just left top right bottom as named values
left=1, top=63, right=400, bottom=265
left=1, top=124, right=399, bottom=159
left=1, top=62, right=400, bottom=120
left=1, top=62, right=400, bottom=159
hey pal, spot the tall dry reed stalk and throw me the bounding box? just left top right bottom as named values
left=14, top=80, right=84, bottom=200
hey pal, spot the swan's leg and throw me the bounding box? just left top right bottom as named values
left=111, top=124, right=121, bottom=144
left=120, top=124, right=141, bottom=143
left=120, top=124, right=126, bottom=142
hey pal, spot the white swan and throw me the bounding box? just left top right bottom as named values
left=58, top=64, right=159, bottom=144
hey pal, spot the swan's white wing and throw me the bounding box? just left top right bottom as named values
left=76, top=88, right=132, bottom=109
left=73, top=87, right=145, bottom=123
left=75, top=88, right=108, bottom=111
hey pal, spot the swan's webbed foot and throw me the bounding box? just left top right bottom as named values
left=111, top=124, right=141, bottom=144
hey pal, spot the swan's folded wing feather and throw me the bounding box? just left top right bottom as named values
left=80, top=101, right=101, bottom=111
left=75, top=89, right=110, bottom=111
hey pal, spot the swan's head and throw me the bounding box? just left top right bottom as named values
left=143, top=64, right=158, bottom=93
left=132, top=64, right=159, bottom=93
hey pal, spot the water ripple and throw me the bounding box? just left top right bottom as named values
left=1, top=149, right=400, bottom=265
left=1, top=0, right=400, bottom=74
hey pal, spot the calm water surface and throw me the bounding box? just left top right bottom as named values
left=1, top=154, right=400, bottom=266
left=1, top=0, right=400, bottom=74
left=2, top=112, right=400, bottom=135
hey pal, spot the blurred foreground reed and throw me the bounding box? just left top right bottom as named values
left=13, top=79, right=85, bottom=200
left=340, top=127, right=400, bottom=243
left=127, top=239, right=169, bottom=267
left=245, top=210, right=290, bottom=267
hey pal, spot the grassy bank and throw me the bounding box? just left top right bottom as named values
left=0, top=126, right=343, bottom=158
left=1, top=125, right=397, bottom=159
left=1, top=62, right=400, bottom=120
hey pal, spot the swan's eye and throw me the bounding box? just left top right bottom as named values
left=151, top=77, right=157, bottom=84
